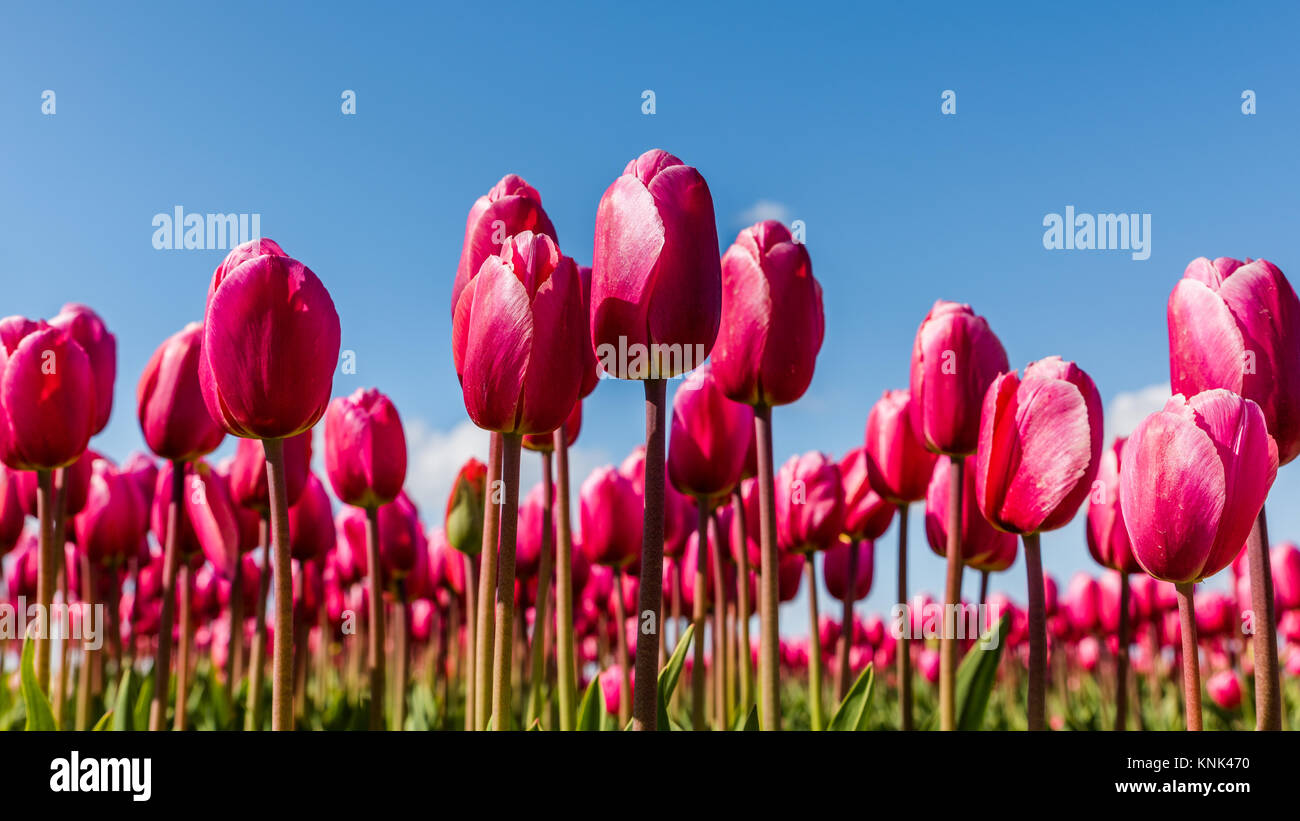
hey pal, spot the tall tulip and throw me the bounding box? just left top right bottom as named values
left=454, top=231, right=585, bottom=729
left=1167, top=256, right=1300, bottom=730
left=445, top=456, right=486, bottom=730
left=832, top=447, right=893, bottom=699
left=1119, top=390, right=1278, bottom=729
left=974, top=356, right=1102, bottom=731
left=711, top=219, right=822, bottom=730
left=324, top=387, right=407, bottom=729
left=200, top=241, right=341, bottom=731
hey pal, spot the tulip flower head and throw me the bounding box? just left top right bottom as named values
left=667, top=363, right=754, bottom=501
left=452, top=174, right=557, bottom=319
left=0, top=316, right=97, bottom=470
left=444, top=457, right=486, bottom=555
left=324, top=387, right=408, bottom=510
left=775, top=452, right=845, bottom=554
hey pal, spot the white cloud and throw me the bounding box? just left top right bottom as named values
left=735, top=199, right=791, bottom=227
left=1104, top=382, right=1170, bottom=439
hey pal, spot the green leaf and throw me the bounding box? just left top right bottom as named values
left=955, top=614, right=1011, bottom=731
left=598, top=682, right=615, bottom=732
left=656, top=624, right=694, bottom=731
left=133, top=673, right=154, bottom=731
left=20, top=637, right=57, bottom=731
left=826, top=664, right=875, bottom=731
left=732, top=703, right=759, bottom=731
left=576, top=674, right=602, bottom=731
left=111, top=668, right=135, bottom=731
left=92, top=711, right=113, bottom=731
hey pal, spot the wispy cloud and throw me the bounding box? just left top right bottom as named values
left=1104, top=382, right=1170, bottom=439
left=736, top=199, right=790, bottom=227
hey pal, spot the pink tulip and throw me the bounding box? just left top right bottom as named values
left=591, top=149, right=721, bottom=380
left=975, top=357, right=1103, bottom=535
left=199, top=244, right=341, bottom=440
left=49, top=303, right=116, bottom=435
left=864, top=389, right=937, bottom=504
left=823, top=540, right=873, bottom=603
left=184, top=462, right=242, bottom=581
left=599, top=665, right=634, bottom=716
left=515, top=482, right=556, bottom=581
left=1120, top=390, right=1278, bottom=584
left=137, top=323, right=226, bottom=462
left=712, top=220, right=823, bottom=406
left=667, top=363, right=754, bottom=500
left=0, top=316, right=96, bottom=470
left=838, top=447, right=895, bottom=541
left=0, top=465, right=22, bottom=554
left=524, top=399, right=581, bottom=452
left=908, top=301, right=1009, bottom=456
left=229, top=430, right=313, bottom=513
left=1168, top=257, right=1300, bottom=465
left=73, top=457, right=148, bottom=567
left=579, top=466, right=641, bottom=569
left=452, top=174, right=557, bottom=319
left=924, top=453, right=1018, bottom=572
left=324, top=387, right=407, bottom=509
left=452, top=231, right=585, bottom=434
left=918, top=648, right=941, bottom=684
left=775, top=452, right=845, bottom=554
left=1273, top=542, right=1300, bottom=612
left=1064, top=573, right=1100, bottom=635
left=1086, top=437, right=1141, bottom=575
left=120, top=452, right=159, bottom=511
left=1206, top=669, right=1243, bottom=711
left=288, top=473, right=336, bottom=563
left=1077, top=636, right=1101, bottom=672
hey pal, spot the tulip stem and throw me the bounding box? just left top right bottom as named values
left=34, top=469, right=56, bottom=695
left=805, top=552, right=825, bottom=730
left=149, top=461, right=185, bottom=731
left=1114, top=572, right=1130, bottom=731
left=364, top=504, right=386, bottom=730
left=490, top=432, right=524, bottom=730
left=691, top=499, right=708, bottom=730
left=475, top=432, right=503, bottom=730
left=1023, top=532, right=1047, bottom=731
left=553, top=425, right=578, bottom=731
left=835, top=541, right=858, bottom=701
left=227, top=561, right=244, bottom=706
left=896, top=502, right=912, bottom=730
left=753, top=405, right=781, bottom=731
left=631, top=378, right=668, bottom=731
left=709, top=510, right=729, bottom=730
left=939, top=455, right=964, bottom=732
left=613, top=565, right=632, bottom=726
left=246, top=517, right=270, bottom=730
left=263, top=437, right=295, bottom=731
left=174, top=563, right=191, bottom=731
left=1246, top=506, right=1282, bottom=730
left=732, top=488, right=753, bottom=713
left=1175, top=582, right=1202, bottom=731
left=76, top=555, right=94, bottom=731
left=462, top=554, right=477, bottom=731
left=526, top=450, right=555, bottom=726
left=393, top=581, right=408, bottom=730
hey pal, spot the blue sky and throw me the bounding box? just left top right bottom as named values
left=4, top=1, right=1299, bottom=634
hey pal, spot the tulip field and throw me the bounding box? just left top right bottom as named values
left=1, top=157, right=1299, bottom=742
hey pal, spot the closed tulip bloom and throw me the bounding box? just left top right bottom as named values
left=444, top=457, right=486, bottom=555
left=591, top=149, right=722, bottom=380
left=908, top=301, right=1009, bottom=456
left=120, top=452, right=159, bottom=511
left=338, top=496, right=420, bottom=585
left=453, top=232, right=586, bottom=433
left=49, top=303, right=116, bottom=435
left=229, top=430, right=313, bottom=512
left=185, top=462, right=242, bottom=579
left=515, top=482, right=555, bottom=581
left=74, top=457, right=147, bottom=567
left=452, top=174, right=557, bottom=319
left=1064, top=573, right=1100, bottom=634
left=668, top=363, right=755, bottom=500
left=0, top=466, right=22, bottom=554
left=14, top=447, right=97, bottom=518
left=863, top=389, right=937, bottom=504
left=1086, top=437, right=1141, bottom=574
left=288, top=473, right=336, bottom=563
left=579, top=466, right=642, bottom=569
left=427, top=528, right=466, bottom=597
left=824, top=540, right=873, bottom=603
left=0, top=317, right=96, bottom=470
left=524, top=399, right=581, bottom=452
left=324, top=387, right=407, bottom=509
left=137, top=323, right=226, bottom=462
left=925, top=454, right=1018, bottom=570
left=839, top=447, right=896, bottom=541
left=712, top=221, right=823, bottom=406
left=1271, top=542, right=1300, bottom=612
left=1206, top=669, right=1243, bottom=710
left=1168, top=257, right=1300, bottom=464
left=975, top=357, right=1104, bottom=535
left=775, top=452, right=845, bottom=554
left=1119, top=390, right=1278, bottom=584
left=199, top=247, right=341, bottom=439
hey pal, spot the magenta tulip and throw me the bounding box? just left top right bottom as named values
left=452, top=174, right=557, bottom=319
left=838, top=447, right=895, bottom=542
left=925, top=454, right=1017, bottom=571
left=288, top=473, right=336, bottom=563
left=668, top=363, right=754, bottom=500
left=0, top=317, right=96, bottom=470
left=138, top=323, right=226, bottom=462
left=229, top=430, right=313, bottom=513
left=775, top=452, right=845, bottom=554
left=824, top=540, right=873, bottom=603
left=0, top=465, right=21, bottom=554
left=579, top=466, right=641, bottom=569
left=73, top=457, right=147, bottom=567
left=49, top=303, right=115, bottom=435
left=1273, top=542, right=1300, bottom=612
left=864, top=389, right=937, bottom=505
left=324, top=388, right=407, bottom=510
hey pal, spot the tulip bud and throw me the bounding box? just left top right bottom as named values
left=863, top=389, right=936, bottom=504
left=838, top=447, right=895, bottom=541
left=289, top=473, right=336, bottom=562
left=775, top=452, right=845, bottom=554
left=579, top=466, right=641, bottom=569
left=137, top=323, right=226, bottom=462
left=823, top=539, right=873, bottom=603
left=667, top=363, right=754, bottom=500
left=324, top=387, right=407, bottom=509
left=74, top=457, right=148, bottom=568
left=0, top=317, right=97, bottom=470
left=444, top=457, right=486, bottom=555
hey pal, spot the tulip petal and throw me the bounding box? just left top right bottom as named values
left=459, top=258, right=532, bottom=432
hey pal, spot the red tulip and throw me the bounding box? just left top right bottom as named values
left=288, top=473, right=336, bottom=562
left=908, top=301, right=1009, bottom=456
left=579, top=466, right=641, bottom=569
left=73, top=457, right=148, bottom=567
left=1168, top=257, right=1300, bottom=464
left=824, top=540, right=873, bottom=603
left=1064, top=573, right=1100, bottom=635
left=975, top=357, right=1103, bottom=535
left=0, top=465, right=22, bottom=554
left=452, top=174, right=557, bottom=319
left=184, top=462, right=242, bottom=580
left=925, top=454, right=1018, bottom=571
left=712, top=220, right=823, bottom=406
left=0, top=316, right=96, bottom=470
left=1119, top=390, right=1278, bottom=584
left=137, top=323, right=226, bottom=462
left=199, top=246, right=341, bottom=439
left=590, top=149, right=721, bottom=380
left=863, top=389, right=937, bottom=504
left=1206, top=669, right=1242, bottom=710
left=775, top=452, right=845, bottom=554
left=120, top=452, right=159, bottom=511
left=1086, top=437, right=1141, bottom=575
left=838, top=447, right=896, bottom=541
left=49, top=303, right=116, bottom=435
left=667, top=363, right=754, bottom=500
left=229, top=430, right=313, bottom=512
left=338, top=495, right=420, bottom=585
left=452, top=231, right=585, bottom=434
left=324, top=387, right=407, bottom=509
